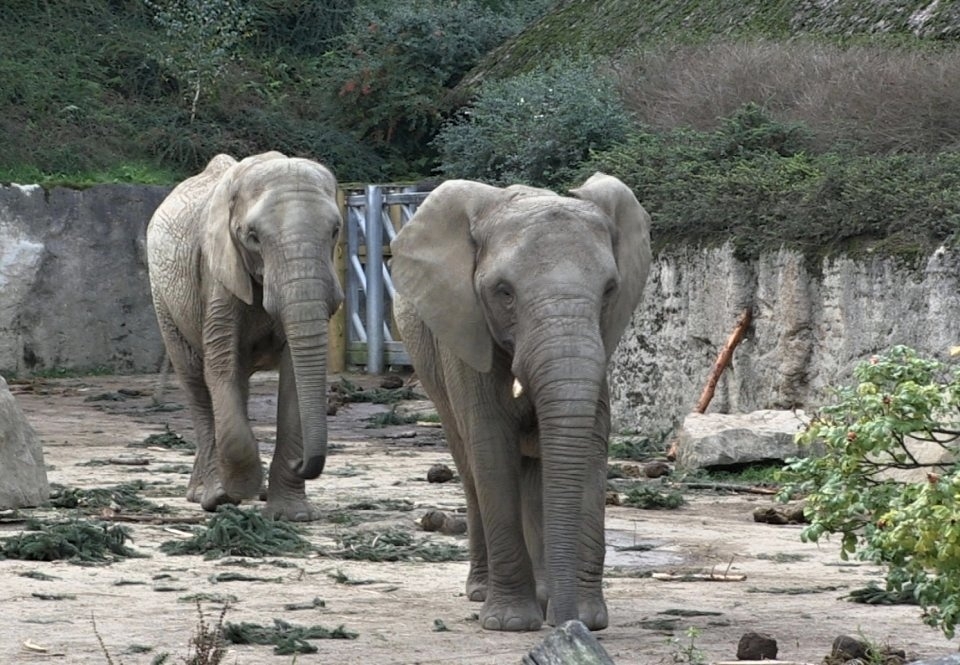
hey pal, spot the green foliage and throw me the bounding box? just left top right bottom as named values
left=144, top=0, right=255, bottom=121
left=780, top=345, right=960, bottom=637
left=159, top=506, right=312, bottom=559
left=333, top=377, right=423, bottom=404
left=132, top=424, right=195, bottom=451
left=608, top=435, right=660, bottom=461
left=328, top=0, right=528, bottom=173
left=436, top=57, right=633, bottom=188
left=581, top=105, right=960, bottom=260
left=223, top=618, right=356, bottom=654
left=0, top=518, right=143, bottom=563
left=48, top=481, right=169, bottom=514
left=324, top=528, right=468, bottom=562
left=622, top=486, right=685, bottom=510
left=365, top=406, right=420, bottom=428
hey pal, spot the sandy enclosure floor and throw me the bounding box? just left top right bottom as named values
left=0, top=372, right=956, bottom=664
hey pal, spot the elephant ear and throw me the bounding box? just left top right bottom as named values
left=203, top=152, right=286, bottom=305
left=570, top=172, right=652, bottom=357
left=390, top=180, right=504, bottom=373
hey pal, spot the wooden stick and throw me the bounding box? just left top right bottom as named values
left=677, top=481, right=778, bottom=496
left=696, top=307, right=753, bottom=413
left=651, top=572, right=746, bottom=582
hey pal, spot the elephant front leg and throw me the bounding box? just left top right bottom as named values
left=471, top=429, right=542, bottom=632
left=574, top=452, right=609, bottom=630
left=572, top=394, right=612, bottom=630
left=263, top=346, right=321, bottom=521
left=205, top=373, right=262, bottom=503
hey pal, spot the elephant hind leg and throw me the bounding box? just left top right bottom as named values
left=155, top=311, right=218, bottom=506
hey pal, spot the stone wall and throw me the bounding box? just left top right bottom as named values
left=3, top=184, right=959, bottom=442
left=610, top=245, right=960, bottom=440
left=0, top=184, right=170, bottom=376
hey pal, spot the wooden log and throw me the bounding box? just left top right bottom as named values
left=522, top=620, right=616, bottom=665
left=696, top=307, right=752, bottom=413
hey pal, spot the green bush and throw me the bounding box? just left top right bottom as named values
left=581, top=105, right=960, bottom=259
left=436, top=58, right=633, bottom=188
left=327, top=0, right=529, bottom=174
left=780, top=346, right=960, bottom=637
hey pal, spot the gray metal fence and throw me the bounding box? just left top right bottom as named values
left=343, top=185, right=429, bottom=374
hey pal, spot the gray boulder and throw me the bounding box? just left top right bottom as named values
left=675, top=410, right=810, bottom=471
left=0, top=375, right=49, bottom=508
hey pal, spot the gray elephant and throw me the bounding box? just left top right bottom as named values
left=391, top=173, right=651, bottom=631
left=146, top=151, right=343, bottom=521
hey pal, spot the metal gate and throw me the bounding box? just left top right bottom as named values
left=341, top=185, right=429, bottom=374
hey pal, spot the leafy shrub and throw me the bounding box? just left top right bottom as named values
left=580, top=105, right=960, bottom=259
left=436, top=58, right=633, bottom=188
left=327, top=0, right=528, bottom=173
left=780, top=346, right=960, bottom=637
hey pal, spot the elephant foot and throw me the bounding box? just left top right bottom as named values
left=220, top=460, right=264, bottom=501
left=545, top=596, right=609, bottom=631
left=200, top=482, right=240, bottom=513
left=262, top=496, right=322, bottom=522
left=466, top=568, right=488, bottom=602
left=186, top=482, right=203, bottom=504
left=480, top=595, right=543, bottom=632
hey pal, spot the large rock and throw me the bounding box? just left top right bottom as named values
left=674, top=410, right=809, bottom=471
left=0, top=375, right=48, bottom=508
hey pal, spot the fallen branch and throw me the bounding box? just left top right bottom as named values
left=696, top=307, right=752, bottom=413
left=99, top=513, right=207, bottom=525
left=677, top=481, right=778, bottom=496
left=651, top=572, right=746, bottom=582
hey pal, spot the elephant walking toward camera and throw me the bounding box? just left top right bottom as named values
left=391, top=173, right=652, bottom=631
left=146, top=152, right=343, bottom=521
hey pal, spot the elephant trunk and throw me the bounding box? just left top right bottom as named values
left=279, top=274, right=332, bottom=480
left=522, top=334, right=606, bottom=625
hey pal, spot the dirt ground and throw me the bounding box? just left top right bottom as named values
left=1, top=372, right=957, bottom=665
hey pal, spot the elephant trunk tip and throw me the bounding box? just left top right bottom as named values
left=291, top=455, right=326, bottom=480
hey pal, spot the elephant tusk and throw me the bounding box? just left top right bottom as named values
left=512, top=377, right=524, bottom=399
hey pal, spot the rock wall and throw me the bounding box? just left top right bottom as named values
left=3, top=183, right=960, bottom=441
left=0, top=184, right=170, bottom=376
left=610, top=245, right=960, bottom=440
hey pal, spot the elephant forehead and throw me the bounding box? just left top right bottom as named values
left=479, top=199, right=613, bottom=254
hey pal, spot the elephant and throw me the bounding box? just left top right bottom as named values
left=390, top=173, right=652, bottom=631
left=146, top=151, right=343, bottom=521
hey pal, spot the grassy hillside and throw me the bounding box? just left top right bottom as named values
left=464, top=0, right=960, bottom=87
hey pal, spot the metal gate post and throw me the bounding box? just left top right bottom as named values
left=364, top=185, right=385, bottom=374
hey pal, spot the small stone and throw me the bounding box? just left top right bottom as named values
left=380, top=375, right=405, bottom=390
left=427, top=463, right=454, bottom=483
left=605, top=491, right=621, bottom=506
left=737, top=631, right=778, bottom=660
left=420, top=510, right=467, bottom=535
left=753, top=503, right=807, bottom=525
left=643, top=461, right=672, bottom=478
left=832, top=635, right=869, bottom=662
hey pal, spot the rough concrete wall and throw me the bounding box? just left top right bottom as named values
left=0, top=183, right=170, bottom=376
left=610, top=245, right=960, bottom=440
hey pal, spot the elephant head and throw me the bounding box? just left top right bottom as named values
left=204, top=152, right=343, bottom=480
left=391, top=173, right=651, bottom=625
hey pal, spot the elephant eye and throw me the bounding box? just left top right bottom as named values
left=245, top=230, right=260, bottom=247
left=603, top=279, right=618, bottom=299
left=495, top=282, right=515, bottom=305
